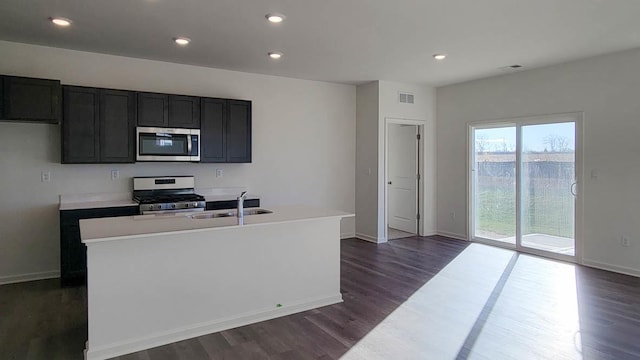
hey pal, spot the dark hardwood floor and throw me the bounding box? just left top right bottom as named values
left=2, top=236, right=640, bottom=359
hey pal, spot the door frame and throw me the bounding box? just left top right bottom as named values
left=384, top=118, right=425, bottom=241
left=467, top=112, right=584, bottom=264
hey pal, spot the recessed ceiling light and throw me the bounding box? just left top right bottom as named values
left=268, top=52, right=283, bottom=60
left=174, top=37, right=191, bottom=46
left=433, top=54, right=447, bottom=60
left=266, top=13, right=285, bottom=23
left=50, top=17, right=72, bottom=27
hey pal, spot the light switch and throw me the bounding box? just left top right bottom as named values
left=111, top=170, right=119, bottom=180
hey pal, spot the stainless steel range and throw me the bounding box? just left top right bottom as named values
left=133, top=176, right=206, bottom=214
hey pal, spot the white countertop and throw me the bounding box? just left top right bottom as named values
left=80, top=205, right=354, bottom=243
left=59, top=188, right=259, bottom=211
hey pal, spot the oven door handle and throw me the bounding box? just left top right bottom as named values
left=187, top=135, right=192, bottom=155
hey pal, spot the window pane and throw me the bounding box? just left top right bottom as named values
left=473, top=127, right=516, bottom=244
left=520, top=122, right=575, bottom=255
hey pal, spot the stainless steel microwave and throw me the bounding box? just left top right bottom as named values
left=136, top=127, right=200, bottom=162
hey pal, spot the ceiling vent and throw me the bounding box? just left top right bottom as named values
left=399, top=92, right=414, bottom=104
left=499, top=64, right=524, bottom=72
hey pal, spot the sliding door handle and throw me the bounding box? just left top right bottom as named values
left=570, top=182, right=577, bottom=196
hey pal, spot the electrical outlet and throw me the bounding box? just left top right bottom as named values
left=215, top=168, right=223, bottom=178
left=41, top=171, right=51, bottom=182
left=111, top=170, right=119, bottom=180
left=450, top=211, right=456, bottom=221
left=621, top=236, right=630, bottom=247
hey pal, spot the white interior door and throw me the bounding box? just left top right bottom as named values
left=388, top=124, right=418, bottom=233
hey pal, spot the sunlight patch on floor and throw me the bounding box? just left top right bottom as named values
left=341, top=243, right=515, bottom=359
left=468, top=255, right=582, bottom=359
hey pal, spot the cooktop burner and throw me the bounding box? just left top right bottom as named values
left=132, top=176, right=207, bottom=214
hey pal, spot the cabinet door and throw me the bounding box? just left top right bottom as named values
left=227, top=100, right=252, bottom=163
left=60, top=224, right=85, bottom=286
left=200, top=98, right=226, bottom=162
left=0, top=77, right=3, bottom=118
left=100, top=89, right=136, bottom=163
left=2, top=76, right=61, bottom=123
left=62, top=86, right=100, bottom=163
left=169, top=95, right=200, bottom=128
left=137, top=92, right=168, bottom=127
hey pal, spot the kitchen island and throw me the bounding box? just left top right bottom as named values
left=80, top=205, right=353, bottom=360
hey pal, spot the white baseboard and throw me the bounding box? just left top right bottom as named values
left=85, top=294, right=343, bottom=360
left=355, top=232, right=384, bottom=243
left=582, top=259, right=640, bottom=278
left=340, top=232, right=356, bottom=239
left=436, top=231, right=468, bottom=241
left=0, top=270, right=60, bottom=285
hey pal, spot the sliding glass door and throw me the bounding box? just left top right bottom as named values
left=470, top=115, right=578, bottom=260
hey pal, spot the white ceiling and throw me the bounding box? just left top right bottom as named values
left=2, top=0, right=640, bottom=86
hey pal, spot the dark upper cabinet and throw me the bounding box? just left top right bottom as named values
left=62, top=86, right=136, bottom=164
left=2, top=76, right=61, bottom=123
left=62, top=86, right=100, bottom=163
left=201, top=99, right=252, bottom=163
left=137, top=92, right=168, bottom=127
left=169, top=95, right=200, bottom=128
left=227, top=100, right=252, bottom=163
left=200, top=98, right=226, bottom=162
left=137, top=93, right=200, bottom=128
left=100, top=90, right=136, bottom=163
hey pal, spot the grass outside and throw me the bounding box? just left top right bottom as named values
left=476, top=177, right=574, bottom=239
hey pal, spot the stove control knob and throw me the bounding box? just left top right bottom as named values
left=155, top=204, right=162, bottom=210
left=192, top=202, right=199, bottom=208
left=171, top=204, right=176, bottom=209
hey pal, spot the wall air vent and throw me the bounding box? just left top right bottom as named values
left=399, top=92, right=414, bottom=104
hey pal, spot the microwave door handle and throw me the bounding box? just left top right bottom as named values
left=187, top=135, right=192, bottom=154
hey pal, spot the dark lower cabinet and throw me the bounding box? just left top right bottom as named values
left=201, top=98, right=252, bottom=163
left=62, top=86, right=136, bottom=163
left=205, top=199, right=259, bottom=211
left=60, top=206, right=139, bottom=287
left=1, top=76, right=61, bottom=123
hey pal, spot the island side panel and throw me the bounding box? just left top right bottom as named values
left=84, top=217, right=342, bottom=360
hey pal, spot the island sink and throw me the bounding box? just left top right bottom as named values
left=189, top=208, right=273, bottom=219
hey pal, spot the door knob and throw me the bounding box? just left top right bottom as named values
left=388, top=181, right=392, bottom=185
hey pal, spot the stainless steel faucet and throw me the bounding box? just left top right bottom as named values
left=237, top=191, right=248, bottom=225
